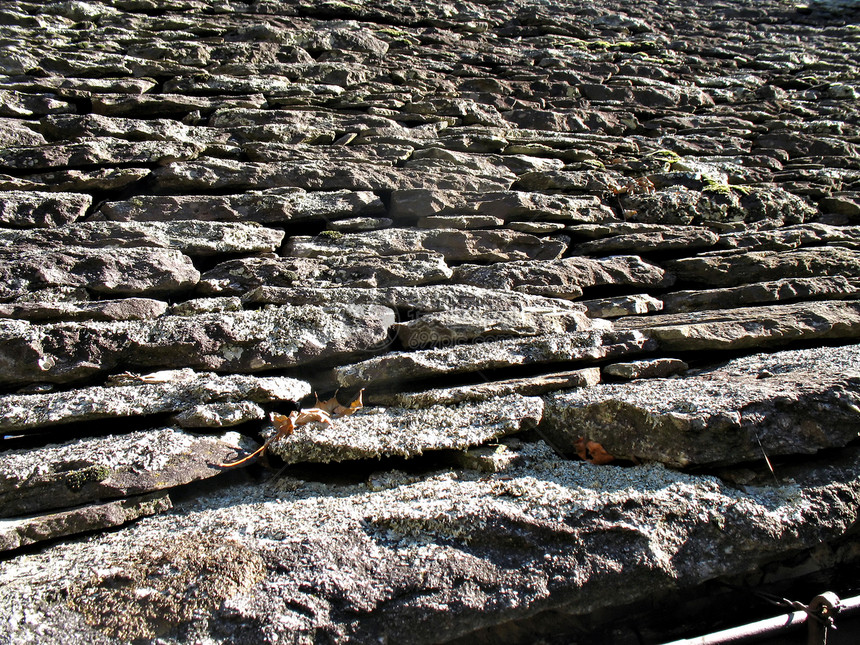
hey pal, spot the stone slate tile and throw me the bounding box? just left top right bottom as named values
left=0, top=221, right=285, bottom=257
left=0, top=190, right=91, bottom=227
left=0, top=493, right=172, bottom=553
left=0, top=370, right=310, bottom=433
left=542, top=343, right=860, bottom=467
left=0, top=246, right=200, bottom=299
left=0, top=305, right=394, bottom=386
left=0, top=428, right=251, bottom=517
left=615, top=300, right=860, bottom=351
left=335, top=329, right=653, bottom=388
left=267, top=394, right=544, bottom=463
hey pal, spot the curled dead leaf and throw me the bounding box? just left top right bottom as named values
left=575, top=437, right=615, bottom=465
left=218, top=392, right=360, bottom=468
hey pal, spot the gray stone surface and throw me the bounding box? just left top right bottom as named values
left=285, top=228, right=567, bottom=263
left=664, top=247, right=860, bottom=287
left=393, top=308, right=599, bottom=349
left=199, top=253, right=453, bottom=294
left=0, top=297, right=168, bottom=322
left=242, top=284, right=583, bottom=315
left=336, top=330, right=653, bottom=388
left=268, top=394, right=544, bottom=463
left=0, top=493, right=172, bottom=552
left=0, top=246, right=200, bottom=299
left=616, top=300, right=860, bottom=351
left=0, top=429, right=254, bottom=517
left=0, top=305, right=394, bottom=385
left=602, top=358, right=689, bottom=380
left=661, top=276, right=860, bottom=313
left=452, top=255, right=671, bottom=298
left=0, top=190, right=91, bottom=227
left=0, top=221, right=285, bottom=257
left=542, top=344, right=860, bottom=467
left=0, top=370, right=310, bottom=432
left=2, top=441, right=858, bottom=643
left=2, top=0, right=860, bottom=641
left=98, top=189, right=383, bottom=224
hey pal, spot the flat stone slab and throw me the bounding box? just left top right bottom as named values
left=570, top=227, right=718, bottom=255
left=0, top=297, right=168, bottom=322
left=619, top=186, right=815, bottom=228
left=199, top=253, right=453, bottom=294
left=374, top=368, right=601, bottom=407
left=98, top=189, right=383, bottom=224
left=541, top=343, right=860, bottom=467
left=615, top=300, right=860, bottom=351
left=0, top=370, right=311, bottom=433
left=578, top=294, right=664, bottom=318
left=664, top=247, right=860, bottom=288
left=0, top=138, right=202, bottom=170
left=0, top=190, right=92, bottom=227
left=0, top=221, right=285, bottom=257
left=0, top=428, right=253, bottom=517
left=152, top=159, right=514, bottom=192
left=388, top=189, right=616, bottom=222
left=393, top=308, right=599, bottom=349
left=336, top=330, right=653, bottom=388
left=267, top=394, right=544, bottom=463
left=241, top=284, right=583, bottom=315
left=0, top=305, right=394, bottom=385
left=452, top=255, right=670, bottom=299
left=2, top=441, right=858, bottom=643
left=661, top=276, right=860, bottom=314
left=0, top=246, right=200, bottom=299
left=0, top=492, right=172, bottom=552
left=718, top=223, right=860, bottom=251
left=602, top=358, right=689, bottom=380
left=284, top=228, right=566, bottom=263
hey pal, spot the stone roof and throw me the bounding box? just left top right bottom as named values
left=1, top=0, right=860, bottom=642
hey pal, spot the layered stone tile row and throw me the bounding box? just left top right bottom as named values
left=1, top=0, right=860, bottom=643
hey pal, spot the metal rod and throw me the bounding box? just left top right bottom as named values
left=661, top=609, right=809, bottom=645
left=661, top=592, right=860, bottom=645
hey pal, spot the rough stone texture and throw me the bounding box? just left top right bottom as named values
left=285, top=228, right=567, bottom=263
left=242, top=284, right=583, bottom=315
left=542, top=344, right=860, bottom=467
left=0, top=190, right=92, bottom=228
left=199, top=253, right=453, bottom=294
left=336, top=330, right=653, bottom=388
left=0, top=221, right=285, bottom=257
left=570, top=227, right=719, bottom=255
left=452, top=255, right=670, bottom=298
left=0, top=370, right=310, bottom=433
left=375, top=368, right=602, bottom=407
left=665, top=247, right=860, bottom=287
left=268, top=395, right=544, bottom=463
left=393, top=308, right=599, bottom=349
left=661, top=276, right=860, bottom=313
left=389, top=189, right=616, bottom=223
left=0, top=246, right=200, bottom=299
left=0, top=493, right=172, bottom=552
left=616, top=300, right=860, bottom=351
left=98, top=189, right=383, bottom=224
left=0, top=297, right=168, bottom=322
left=2, top=441, right=859, bottom=643
left=578, top=294, right=664, bottom=318
left=0, top=306, right=394, bottom=385
left=0, top=429, right=254, bottom=517
left=2, top=0, right=860, bottom=642
left=603, top=358, right=689, bottom=380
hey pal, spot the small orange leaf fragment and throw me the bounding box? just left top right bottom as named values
left=314, top=389, right=364, bottom=418
left=574, top=436, right=615, bottom=465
